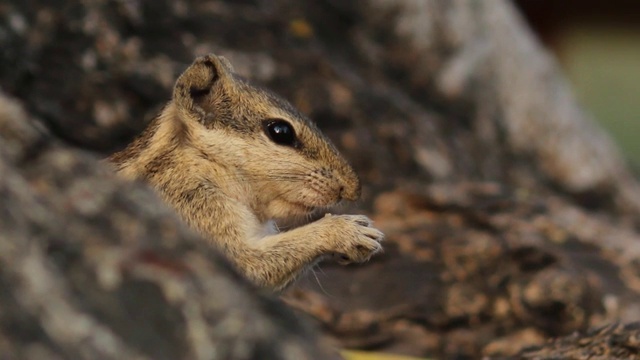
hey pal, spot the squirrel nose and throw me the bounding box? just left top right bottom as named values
left=339, top=178, right=361, bottom=201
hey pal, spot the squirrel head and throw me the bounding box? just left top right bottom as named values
left=169, top=54, right=361, bottom=220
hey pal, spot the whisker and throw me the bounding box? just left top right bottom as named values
left=196, top=172, right=308, bottom=181
left=309, top=265, right=333, bottom=298
left=195, top=175, right=308, bottom=185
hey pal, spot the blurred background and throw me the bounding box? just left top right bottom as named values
left=515, top=0, right=640, bottom=171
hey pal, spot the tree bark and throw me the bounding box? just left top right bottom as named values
left=0, top=93, right=336, bottom=359
left=2, top=0, right=640, bottom=359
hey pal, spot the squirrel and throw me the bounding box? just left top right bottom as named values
left=109, top=54, right=383, bottom=291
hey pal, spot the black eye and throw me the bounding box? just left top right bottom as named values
left=263, top=119, right=297, bottom=147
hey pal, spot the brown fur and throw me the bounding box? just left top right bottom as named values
left=109, top=54, right=383, bottom=291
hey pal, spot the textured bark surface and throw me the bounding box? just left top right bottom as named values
left=514, top=323, right=640, bottom=360
left=0, top=94, right=335, bottom=359
left=2, top=0, right=640, bottom=359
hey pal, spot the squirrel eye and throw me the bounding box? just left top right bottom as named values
left=264, top=119, right=297, bottom=147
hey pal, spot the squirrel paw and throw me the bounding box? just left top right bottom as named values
left=321, top=214, right=384, bottom=265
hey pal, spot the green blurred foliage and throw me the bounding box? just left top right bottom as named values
left=560, top=26, right=640, bottom=169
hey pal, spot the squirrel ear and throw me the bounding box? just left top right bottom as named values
left=172, top=54, right=233, bottom=123
left=216, top=56, right=235, bottom=74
